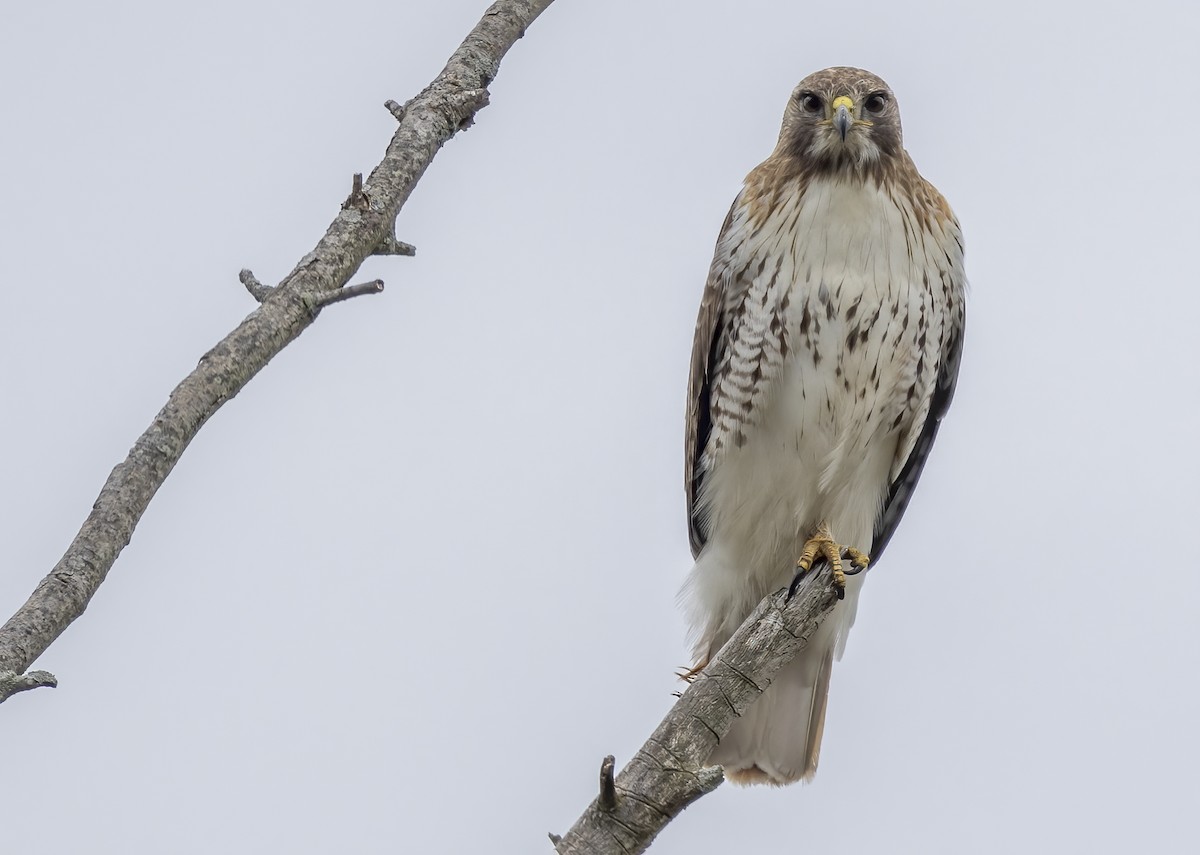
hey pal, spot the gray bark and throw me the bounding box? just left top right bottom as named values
left=0, top=670, right=58, bottom=703
left=0, top=0, right=558, bottom=687
left=551, top=572, right=841, bottom=855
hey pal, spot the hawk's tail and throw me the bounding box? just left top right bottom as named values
left=706, top=577, right=862, bottom=786
left=712, top=643, right=834, bottom=785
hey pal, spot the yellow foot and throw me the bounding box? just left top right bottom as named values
left=791, top=524, right=869, bottom=600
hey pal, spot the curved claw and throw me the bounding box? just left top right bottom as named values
left=843, top=547, right=870, bottom=576
left=786, top=571, right=806, bottom=600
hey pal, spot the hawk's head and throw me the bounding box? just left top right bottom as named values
left=777, top=67, right=902, bottom=173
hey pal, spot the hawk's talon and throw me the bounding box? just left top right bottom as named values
left=788, top=526, right=869, bottom=601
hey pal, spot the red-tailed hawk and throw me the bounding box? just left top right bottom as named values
left=683, top=67, right=966, bottom=785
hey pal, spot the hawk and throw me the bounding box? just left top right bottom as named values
left=683, top=67, right=966, bottom=785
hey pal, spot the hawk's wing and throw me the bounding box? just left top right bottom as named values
left=870, top=208, right=967, bottom=564
left=685, top=202, right=742, bottom=559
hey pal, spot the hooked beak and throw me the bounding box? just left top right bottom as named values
left=832, top=96, right=854, bottom=142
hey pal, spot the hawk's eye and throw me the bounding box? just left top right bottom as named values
left=799, top=93, right=823, bottom=114
left=864, top=93, right=888, bottom=114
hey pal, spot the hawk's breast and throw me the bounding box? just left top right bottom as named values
left=699, top=175, right=949, bottom=576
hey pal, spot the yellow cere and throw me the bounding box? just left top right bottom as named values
left=831, top=96, right=854, bottom=112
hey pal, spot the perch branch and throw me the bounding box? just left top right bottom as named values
left=0, top=0, right=559, bottom=693
left=551, top=570, right=842, bottom=855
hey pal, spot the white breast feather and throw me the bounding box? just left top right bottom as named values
left=687, top=174, right=956, bottom=654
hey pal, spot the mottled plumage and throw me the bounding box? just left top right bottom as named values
left=683, top=67, right=966, bottom=785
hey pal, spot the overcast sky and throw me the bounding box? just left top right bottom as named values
left=3, top=1, right=1198, bottom=852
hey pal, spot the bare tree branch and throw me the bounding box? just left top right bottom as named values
left=552, top=571, right=842, bottom=855
left=0, top=0, right=558, bottom=694
left=385, top=99, right=407, bottom=123
left=239, top=268, right=273, bottom=302
left=373, top=234, right=417, bottom=257
left=597, top=754, right=618, bottom=811
left=0, top=670, right=58, bottom=703
left=309, top=279, right=386, bottom=310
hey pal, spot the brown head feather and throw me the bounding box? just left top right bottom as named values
left=743, top=68, right=947, bottom=231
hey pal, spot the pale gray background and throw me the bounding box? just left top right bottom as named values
left=2, top=1, right=1198, bottom=852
